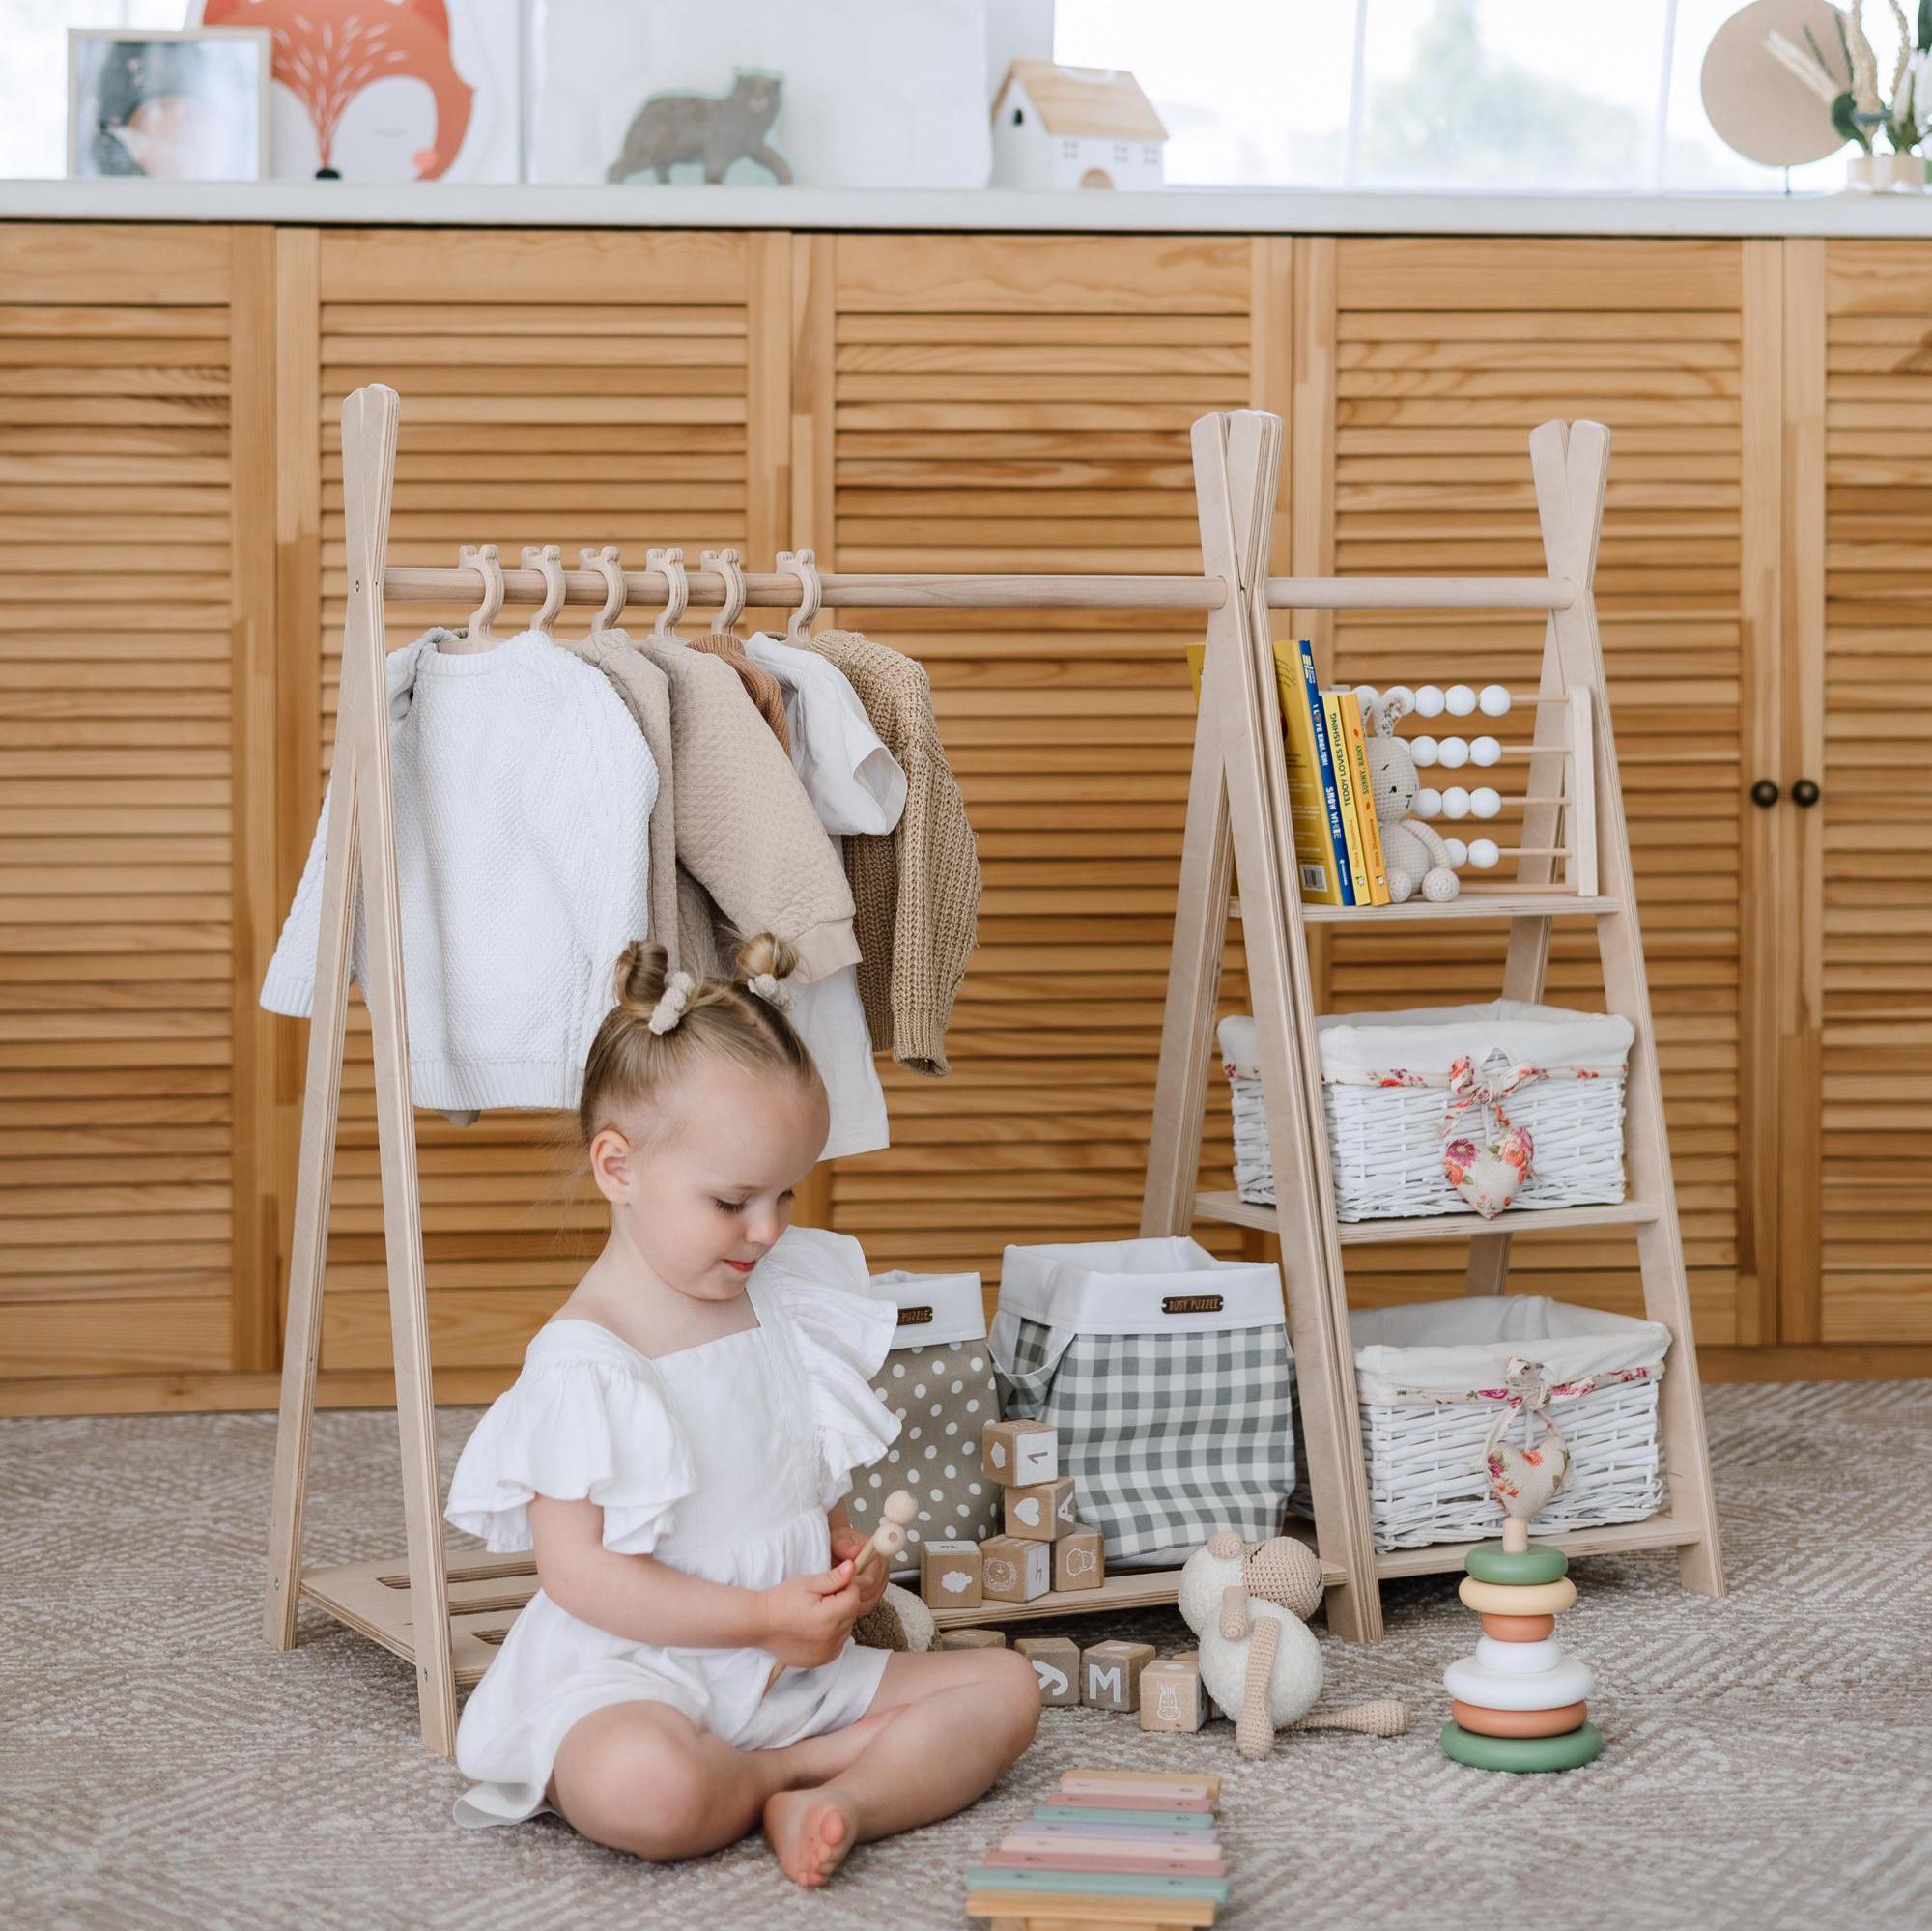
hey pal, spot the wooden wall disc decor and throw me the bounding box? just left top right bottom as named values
left=1701, top=0, right=1853, bottom=166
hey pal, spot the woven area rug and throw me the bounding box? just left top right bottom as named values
left=3, top=1379, right=1927, bottom=1930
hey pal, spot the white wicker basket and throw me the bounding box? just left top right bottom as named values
left=1290, top=1296, right=1669, bottom=1550
left=1220, top=1001, right=1634, bottom=1221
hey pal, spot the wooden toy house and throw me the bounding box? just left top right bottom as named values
left=989, top=61, right=1167, bottom=190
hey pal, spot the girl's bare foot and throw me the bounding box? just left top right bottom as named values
left=762, top=1785, right=860, bottom=1888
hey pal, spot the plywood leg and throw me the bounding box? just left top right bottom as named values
left=1192, top=409, right=1381, bottom=1641
left=1532, top=416, right=1724, bottom=1599
left=262, top=743, right=360, bottom=1650
left=339, top=384, right=460, bottom=1750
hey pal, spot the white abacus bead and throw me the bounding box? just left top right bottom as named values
left=1354, top=684, right=1379, bottom=714
left=1470, top=735, right=1501, bottom=767
left=1478, top=683, right=1512, bottom=717
left=1446, top=684, right=1477, bottom=717
left=1385, top=684, right=1415, bottom=716
left=1469, top=838, right=1501, bottom=869
left=1415, top=787, right=1443, bottom=817
left=1414, top=684, right=1446, bottom=718
left=1444, top=837, right=1469, bottom=867
left=1441, top=786, right=1471, bottom=819
left=1471, top=786, right=1502, bottom=819
left=1410, top=735, right=1440, bottom=767
left=1437, top=736, right=1470, bottom=770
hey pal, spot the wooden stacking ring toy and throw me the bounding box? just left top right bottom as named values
left=1458, top=1576, right=1577, bottom=1618
left=1451, top=1698, right=1588, bottom=1739
left=1444, top=1655, right=1593, bottom=1710
left=1479, top=1611, right=1554, bottom=1642
left=1440, top=1720, right=1604, bottom=1773
left=1463, top=1543, right=1569, bottom=1586
left=1475, top=1633, right=1564, bottom=1674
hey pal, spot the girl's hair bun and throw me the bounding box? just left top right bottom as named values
left=735, top=930, right=800, bottom=984
left=611, top=940, right=671, bottom=1019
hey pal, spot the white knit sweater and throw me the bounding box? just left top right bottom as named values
left=260, top=629, right=656, bottom=1113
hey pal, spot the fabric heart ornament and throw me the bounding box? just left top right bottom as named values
left=1443, top=1122, right=1534, bottom=1218
left=1486, top=1429, right=1570, bottom=1519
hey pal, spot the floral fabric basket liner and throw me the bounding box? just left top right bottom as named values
left=844, top=1267, right=1003, bottom=1576
left=990, top=1236, right=1295, bottom=1568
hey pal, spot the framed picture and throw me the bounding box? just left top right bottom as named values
left=68, top=27, right=270, bottom=181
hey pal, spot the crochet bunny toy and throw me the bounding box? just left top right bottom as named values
left=1356, top=686, right=1460, bottom=904
left=1178, top=1532, right=1406, bottom=1757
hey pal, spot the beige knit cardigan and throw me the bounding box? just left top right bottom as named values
left=636, top=638, right=858, bottom=982
left=688, top=633, right=791, bottom=754
left=554, top=630, right=681, bottom=970
left=809, top=630, right=980, bottom=1076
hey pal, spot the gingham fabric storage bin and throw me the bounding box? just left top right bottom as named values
left=1219, top=1001, right=1635, bottom=1220
left=844, top=1269, right=1004, bottom=1578
left=1291, top=1296, right=1669, bottom=1550
left=990, top=1237, right=1295, bottom=1568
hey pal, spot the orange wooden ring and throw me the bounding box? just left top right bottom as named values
left=1480, top=1612, right=1555, bottom=1643
left=1451, top=1699, right=1587, bottom=1739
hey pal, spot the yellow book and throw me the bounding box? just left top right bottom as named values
left=1322, top=691, right=1372, bottom=905
left=1333, top=688, right=1390, bottom=905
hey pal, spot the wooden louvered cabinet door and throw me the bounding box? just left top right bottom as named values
left=1294, top=237, right=1775, bottom=1349
left=0, top=225, right=277, bottom=1387
left=807, top=233, right=1274, bottom=1288
left=1782, top=242, right=1932, bottom=1344
left=279, top=227, right=791, bottom=1388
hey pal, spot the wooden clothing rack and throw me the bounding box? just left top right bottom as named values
left=264, top=384, right=1719, bottom=1754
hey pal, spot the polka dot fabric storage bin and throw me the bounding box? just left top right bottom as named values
left=843, top=1269, right=1003, bottom=1576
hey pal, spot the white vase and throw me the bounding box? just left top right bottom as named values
left=1883, top=151, right=1927, bottom=191
left=1845, top=153, right=1881, bottom=191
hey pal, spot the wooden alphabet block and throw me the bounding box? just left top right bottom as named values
left=1081, top=1639, right=1155, bottom=1712
left=919, top=1538, right=982, bottom=1609
left=1004, top=1476, right=1077, bottom=1542
left=936, top=1627, right=1007, bottom=1651
left=981, top=1419, right=1057, bottom=1488
left=980, top=1534, right=1052, bottom=1603
left=1053, top=1526, right=1104, bottom=1591
left=1138, top=1659, right=1205, bottom=1732
left=1015, top=1634, right=1082, bottom=1706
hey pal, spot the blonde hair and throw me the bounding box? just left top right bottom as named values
left=578, top=933, right=821, bottom=1146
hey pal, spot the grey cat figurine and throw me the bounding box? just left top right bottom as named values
left=608, top=70, right=792, bottom=185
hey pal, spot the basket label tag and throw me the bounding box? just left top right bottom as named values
left=895, top=1305, right=934, bottom=1326
left=1162, top=1294, right=1223, bottom=1315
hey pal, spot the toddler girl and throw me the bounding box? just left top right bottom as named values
left=442, top=935, right=1040, bottom=1884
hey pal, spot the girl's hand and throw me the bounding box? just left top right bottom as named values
left=759, top=1562, right=865, bottom=1668
left=830, top=1524, right=890, bottom=1613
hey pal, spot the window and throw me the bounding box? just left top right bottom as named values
left=1055, top=0, right=1890, bottom=191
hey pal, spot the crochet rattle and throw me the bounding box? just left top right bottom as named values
left=852, top=1491, right=917, bottom=1581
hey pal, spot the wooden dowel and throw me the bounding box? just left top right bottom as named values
left=382, top=565, right=1232, bottom=611
left=1265, top=576, right=1574, bottom=611
left=380, top=565, right=1575, bottom=614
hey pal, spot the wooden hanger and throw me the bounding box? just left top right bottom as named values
left=441, top=542, right=504, bottom=654
left=702, top=546, right=746, bottom=636
left=521, top=544, right=565, bottom=635
left=777, top=547, right=820, bottom=644
left=581, top=544, right=626, bottom=634
left=647, top=546, right=688, bottom=638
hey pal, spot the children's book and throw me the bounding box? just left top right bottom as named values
left=1321, top=690, right=1372, bottom=906
left=1331, top=687, right=1390, bottom=905
left=1293, top=641, right=1354, bottom=904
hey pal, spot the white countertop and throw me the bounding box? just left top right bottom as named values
left=7, top=177, right=1932, bottom=236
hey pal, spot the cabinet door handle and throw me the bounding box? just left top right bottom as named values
left=1750, top=779, right=1779, bottom=808
left=1791, top=778, right=1821, bottom=808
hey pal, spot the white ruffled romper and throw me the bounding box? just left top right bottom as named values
left=441, top=1227, right=901, bottom=1828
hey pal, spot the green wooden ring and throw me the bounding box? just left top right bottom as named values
left=1464, top=1543, right=1570, bottom=1586
left=1440, top=1719, right=1604, bottom=1773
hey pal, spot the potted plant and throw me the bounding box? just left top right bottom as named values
left=1766, top=0, right=1931, bottom=189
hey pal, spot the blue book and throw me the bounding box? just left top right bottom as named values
left=1297, top=639, right=1355, bottom=904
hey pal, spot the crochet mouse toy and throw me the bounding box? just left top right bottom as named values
left=1356, top=685, right=1460, bottom=904
left=1178, top=1532, right=1407, bottom=1757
